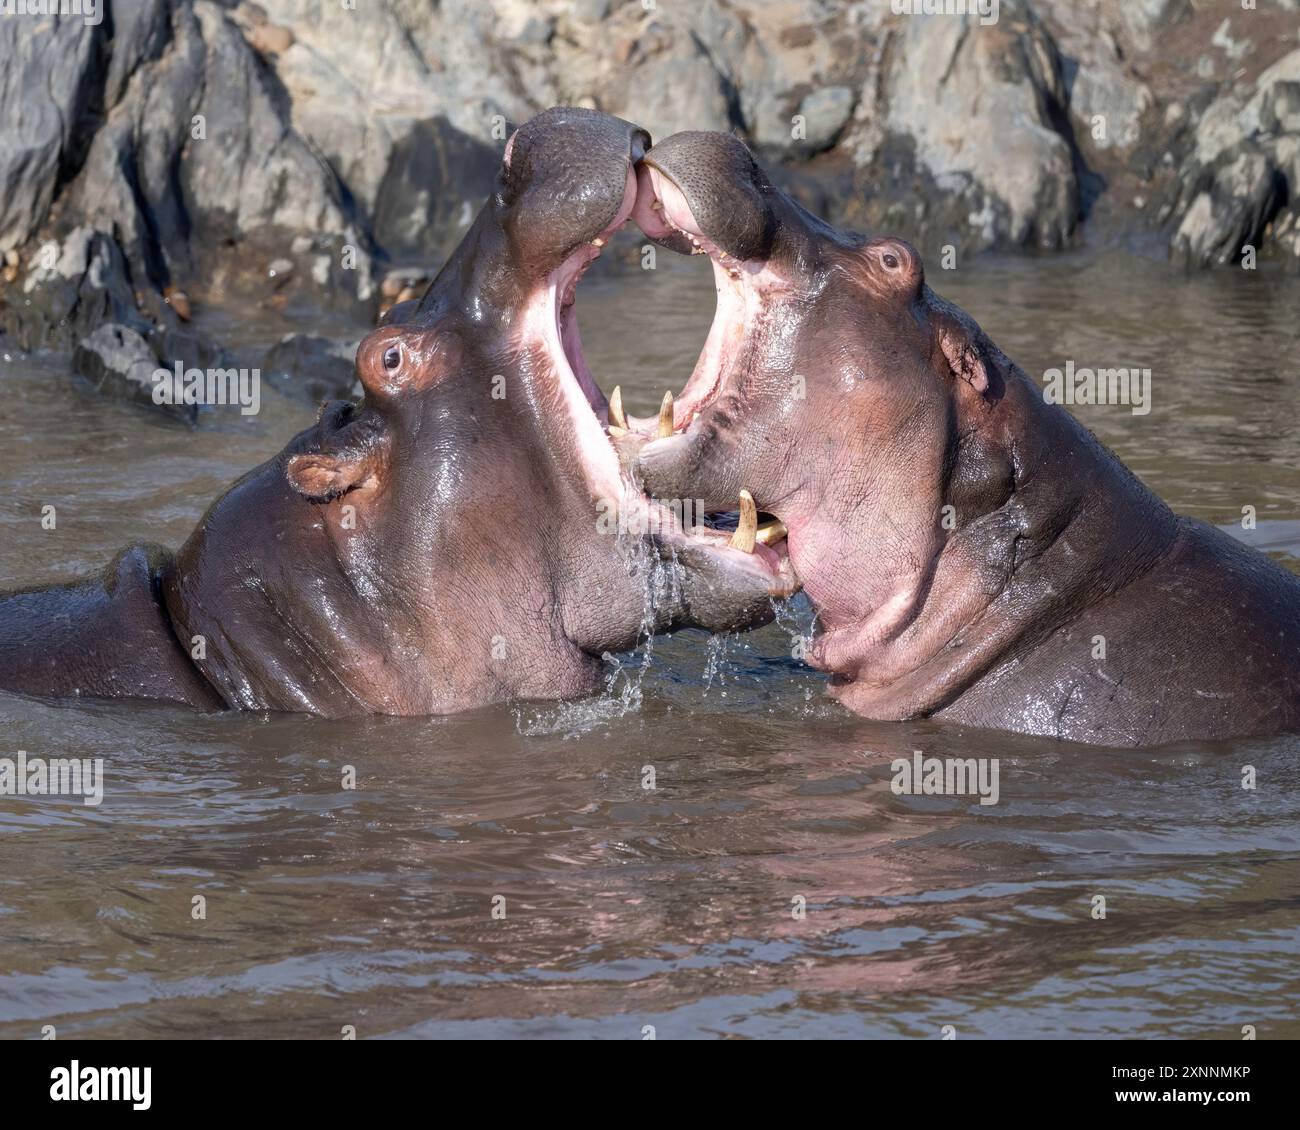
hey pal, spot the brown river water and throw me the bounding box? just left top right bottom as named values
left=1, top=248, right=1298, bottom=1039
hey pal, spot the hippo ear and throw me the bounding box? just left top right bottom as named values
left=935, top=309, right=1001, bottom=403
left=286, top=450, right=378, bottom=502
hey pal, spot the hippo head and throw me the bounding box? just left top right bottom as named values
left=629, top=131, right=1011, bottom=670
left=283, top=111, right=796, bottom=713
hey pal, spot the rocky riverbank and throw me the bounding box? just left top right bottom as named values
left=2, top=0, right=1298, bottom=412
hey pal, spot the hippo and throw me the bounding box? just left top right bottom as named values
left=0, top=110, right=795, bottom=717
left=626, top=131, right=1300, bottom=747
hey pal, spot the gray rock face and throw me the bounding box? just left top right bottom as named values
left=872, top=3, right=1077, bottom=252
left=63, top=0, right=374, bottom=307
left=3, top=228, right=148, bottom=353
left=0, top=17, right=100, bottom=254
left=797, top=87, right=855, bottom=153
left=1169, top=49, right=1300, bottom=268
left=3, top=0, right=1300, bottom=423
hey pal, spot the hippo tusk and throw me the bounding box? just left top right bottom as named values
left=729, top=490, right=757, bottom=553
left=657, top=390, right=675, bottom=439
left=755, top=519, right=788, bottom=546
left=609, top=385, right=628, bottom=430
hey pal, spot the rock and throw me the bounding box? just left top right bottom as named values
left=164, top=287, right=192, bottom=322
left=570, top=0, right=610, bottom=19
left=73, top=323, right=197, bottom=425
left=265, top=2, right=508, bottom=261
left=5, top=0, right=1300, bottom=387
left=236, top=2, right=270, bottom=28
left=259, top=333, right=361, bottom=403
left=60, top=1, right=376, bottom=316
left=1167, top=48, right=1300, bottom=268
left=368, top=118, right=501, bottom=261
left=1172, top=151, right=1283, bottom=267
left=1118, top=0, right=1186, bottom=53
left=248, top=23, right=295, bottom=56
left=105, top=0, right=172, bottom=111
left=1, top=228, right=148, bottom=353
left=0, top=16, right=99, bottom=254
left=550, top=1, right=740, bottom=141
left=857, top=3, right=1078, bottom=252
left=797, top=87, right=855, bottom=152
left=380, top=267, right=429, bottom=296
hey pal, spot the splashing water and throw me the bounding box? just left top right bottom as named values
left=770, top=592, right=819, bottom=662
left=701, top=631, right=736, bottom=692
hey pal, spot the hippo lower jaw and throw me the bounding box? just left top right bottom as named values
left=526, top=167, right=800, bottom=608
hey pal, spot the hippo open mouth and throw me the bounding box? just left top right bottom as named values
left=619, top=154, right=800, bottom=551
left=529, top=165, right=798, bottom=596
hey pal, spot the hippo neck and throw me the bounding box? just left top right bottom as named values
left=811, top=356, right=1182, bottom=721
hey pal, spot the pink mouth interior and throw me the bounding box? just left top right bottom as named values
left=626, top=164, right=764, bottom=433
left=526, top=164, right=794, bottom=591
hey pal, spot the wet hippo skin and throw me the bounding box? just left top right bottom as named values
left=0, top=110, right=796, bottom=718
left=629, top=131, right=1300, bottom=747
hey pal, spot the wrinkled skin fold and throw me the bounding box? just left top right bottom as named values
left=630, top=130, right=1300, bottom=748
left=0, top=109, right=796, bottom=718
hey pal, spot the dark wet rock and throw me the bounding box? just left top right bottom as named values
left=259, top=333, right=361, bottom=404
left=73, top=322, right=199, bottom=424
left=369, top=119, right=501, bottom=262
left=0, top=228, right=147, bottom=353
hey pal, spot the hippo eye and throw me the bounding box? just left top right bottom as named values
left=383, top=345, right=401, bottom=371
left=882, top=252, right=900, bottom=270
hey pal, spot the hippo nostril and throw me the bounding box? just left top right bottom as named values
left=383, top=345, right=401, bottom=371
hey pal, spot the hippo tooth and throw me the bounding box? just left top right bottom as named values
left=591, top=237, right=606, bottom=248
left=608, top=425, right=628, bottom=438
left=609, top=385, right=628, bottom=429
left=730, top=491, right=757, bottom=553
left=754, top=519, right=788, bottom=547
left=657, top=390, right=675, bottom=439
